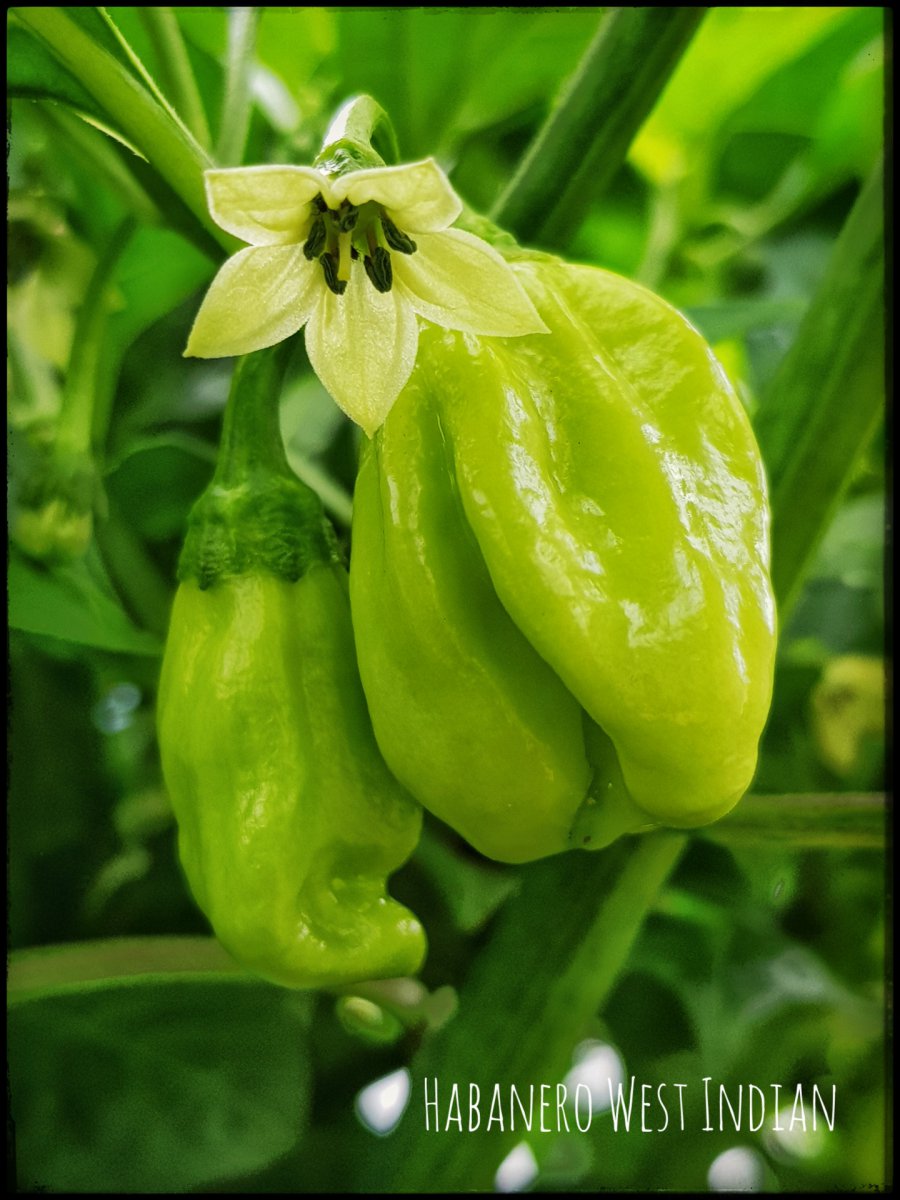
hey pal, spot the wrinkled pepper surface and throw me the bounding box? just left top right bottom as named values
left=351, top=250, right=777, bottom=862
left=158, top=346, right=425, bottom=987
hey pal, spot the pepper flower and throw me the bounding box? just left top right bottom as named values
left=185, top=159, right=547, bottom=434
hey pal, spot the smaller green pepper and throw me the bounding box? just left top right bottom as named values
left=158, top=345, right=425, bottom=988
left=10, top=430, right=98, bottom=563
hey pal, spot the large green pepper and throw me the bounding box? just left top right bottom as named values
left=158, top=346, right=425, bottom=987
left=350, top=251, right=776, bottom=859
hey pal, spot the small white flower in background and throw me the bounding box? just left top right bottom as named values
left=185, top=158, right=547, bottom=435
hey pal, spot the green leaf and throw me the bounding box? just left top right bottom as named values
left=331, top=9, right=600, bottom=160
left=9, top=965, right=312, bottom=1192
left=685, top=296, right=807, bottom=343
left=9, top=547, right=163, bottom=656
left=712, top=9, right=883, bottom=205
left=12, top=6, right=230, bottom=252
left=808, top=495, right=885, bottom=591
left=7, top=24, right=108, bottom=122
left=413, top=825, right=519, bottom=934
left=104, top=434, right=215, bottom=541
left=256, top=8, right=334, bottom=111
left=756, top=160, right=885, bottom=615
left=492, top=8, right=705, bottom=248
left=61, top=5, right=147, bottom=77
left=630, top=8, right=851, bottom=187
left=92, top=228, right=216, bottom=448
left=107, top=225, right=212, bottom=350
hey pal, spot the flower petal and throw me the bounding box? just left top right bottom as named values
left=185, top=245, right=320, bottom=358
left=332, top=159, right=462, bottom=233
left=304, top=264, right=419, bottom=435
left=394, top=229, right=549, bottom=337
left=205, top=165, right=333, bottom=246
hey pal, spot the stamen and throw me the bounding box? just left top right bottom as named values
left=381, top=215, right=417, bottom=255
left=364, top=246, right=393, bottom=293
left=320, top=252, right=347, bottom=295
left=303, top=216, right=326, bottom=260
left=338, top=203, right=359, bottom=233
left=313, top=194, right=328, bottom=213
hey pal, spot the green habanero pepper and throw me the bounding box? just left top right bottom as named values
left=351, top=377, right=592, bottom=864
left=158, top=345, right=425, bottom=988
left=10, top=431, right=98, bottom=563
left=351, top=250, right=776, bottom=858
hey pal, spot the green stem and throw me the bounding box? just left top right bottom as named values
left=215, top=6, right=259, bottom=166
left=56, top=217, right=136, bottom=456
left=634, top=182, right=682, bottom=289
left=213, top=341, right=297, bottom=487
left=12, top=6, right=234, bottom=253
left=705, top=792, right=886, bottom=850
left=756, top=158, right=885, bottom=619
left=320, top=94, right=400, bottom=167
left=374, top=834, right=685, bottom=1192
left=491, top=8, right=705, bottom=249
left=138, top=6, right=211, bottom=150
left=94, top=499, right=174, bottom=638
left=179, top=344, right=338, bottom=588
left=7, top=937, right=245, bottom=1007
left=7, top=326, right=60, bottom=426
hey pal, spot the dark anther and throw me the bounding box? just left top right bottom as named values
left=313, top=194, right=328, bottom=213
left=364, top=246, right=393, bottom=293
left=381, top=216, right=417, bottom=255
left=320, top=252, right=347, bottom=295
left=338, top=203, right=359, bottom=233
left=303, top=217, right=326, bottom=261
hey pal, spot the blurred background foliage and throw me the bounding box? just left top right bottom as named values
left=7, top=7, right=887, bottom=1193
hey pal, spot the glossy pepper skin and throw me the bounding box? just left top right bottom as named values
left=351, top=251, right=776, bottom=857
left=351, top=381, right=591, bottom=864
left=158, top=347, right=425, bottom=988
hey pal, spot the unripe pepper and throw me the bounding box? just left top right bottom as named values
left=351, top=380, right=591, bottom=864
left=351, top=248, right=777, bottom=858
left=10, top=432, right=98, bottom=563
left=158, top=345, right=425, bottom=987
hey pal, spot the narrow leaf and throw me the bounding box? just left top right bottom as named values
left=9, top=548, right=163, bottom=656
left=756, top=158, right=885, bottom=616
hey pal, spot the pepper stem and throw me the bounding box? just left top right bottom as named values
left=57, top=216, right=136, bottom=457
left=314, top=94, right=400, bottom=178
left=212, top=340, right=296, bottom=488
left=178, top=344, right=339, bottom=588
left=320, top=94, right=399, bottom=167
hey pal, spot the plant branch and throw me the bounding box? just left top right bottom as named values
left=94, top=499, right=175, bottom=639
left=215, top=6, right=259, bottom=166
left=372, top=834, right=686, bottom=1191
left=138, top=6, right=211, bottom=150
left=7, top=937, right=245, bottom=1007
left=705, top=792, right=886, bottom=850
left=57, top=217, right=137, bottom=456
left=12, top=6, right=235, bottom=253
left=492, top=8, right=705, bottom=250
